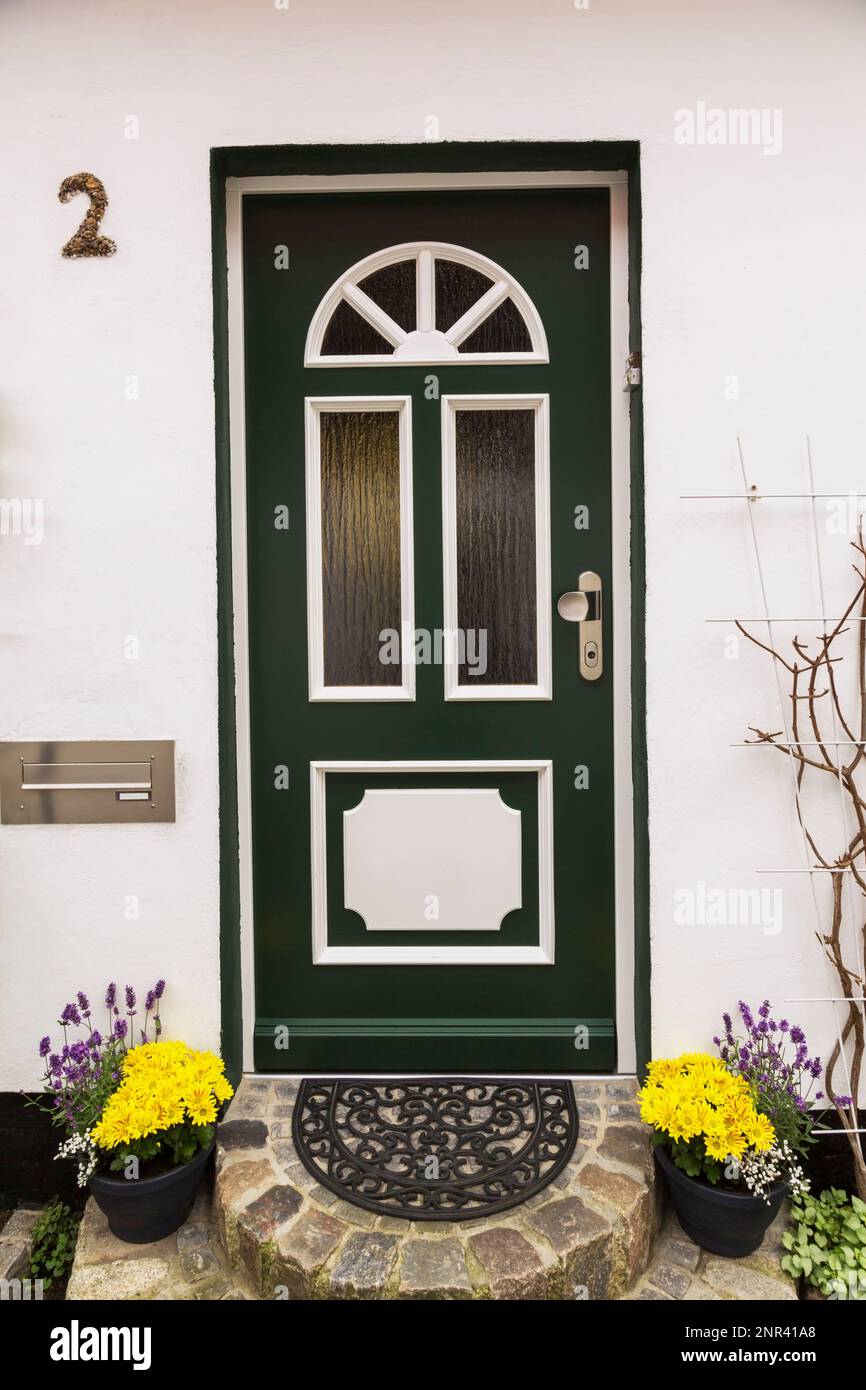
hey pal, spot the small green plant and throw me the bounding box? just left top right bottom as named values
left=781, top=1187, right=866, bottom=1299
left=29, top=1197, right=79, bottom=1290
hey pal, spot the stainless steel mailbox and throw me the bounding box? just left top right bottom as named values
left=0, top=741, right=175, bottom=824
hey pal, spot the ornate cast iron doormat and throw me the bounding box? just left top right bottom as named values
left=291, top=1078, right=579, bottom=1221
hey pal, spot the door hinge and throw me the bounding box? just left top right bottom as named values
left=623, top=350, right=641, bottom=391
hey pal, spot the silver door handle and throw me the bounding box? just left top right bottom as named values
left=557, top=571, right=602, bottom=681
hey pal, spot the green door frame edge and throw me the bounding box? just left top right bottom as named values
left=210, top=141, right=648, bottom=1089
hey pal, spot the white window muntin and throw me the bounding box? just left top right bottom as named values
left=305, top=241, right=549, bottom=368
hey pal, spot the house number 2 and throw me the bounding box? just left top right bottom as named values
left=58, top=172, right=117, bottom=258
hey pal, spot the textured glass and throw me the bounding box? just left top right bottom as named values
left=358, top=260, right=416, bottom=331
left=455, top=409, right=537, bottom=685
left=320, top=411, right=402, bottom=685
left=321, top=299, right=393, bottom=355
left=460, top=297, right=532, bottom=353
left=435, top=259, right=494, bottom=332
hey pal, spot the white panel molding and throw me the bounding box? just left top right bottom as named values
left=311, top=760, right=554, bottom=965
left=441, top=395, right=552, bottom=702
left=305, top=396, right=415, bottom=702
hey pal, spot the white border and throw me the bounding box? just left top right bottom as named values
left=227, top=169, right=635, bottom=1072
left=305, top=396, right=415, bottom=702
left=304, top=240, right=549, bottom=367
left=441, top=395, right=551, bottom=701
left=311, top=760, right=553, bottom=965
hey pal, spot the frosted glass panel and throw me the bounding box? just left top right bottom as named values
left=460, top=298, right=532, bottom=353
left=435, top=259, right=494, bottom=332
left=358, top=260, right=416, bottom=332
left=455, top=409, right=537, bottom=685
left=321, top=300, right=393, bottom=355
left=320, top=411, right=402, bottom=686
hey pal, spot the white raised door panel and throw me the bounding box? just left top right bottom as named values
left=343, top=787, right=522, bottom=933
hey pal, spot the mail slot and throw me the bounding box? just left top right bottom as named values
left=0, top=741, right=175, bottom=824
left=22, top=762, right=153, bottom=791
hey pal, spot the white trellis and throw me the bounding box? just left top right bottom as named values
left=684, top=439, right=866, bottom=1139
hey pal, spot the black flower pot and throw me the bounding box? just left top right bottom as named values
left=89, top=1140, right=214, bottom=1244
left=655, top=1146, right=786, bottom=1257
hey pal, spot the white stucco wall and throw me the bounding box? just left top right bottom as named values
left=2, top=0, right=865, bottom=1089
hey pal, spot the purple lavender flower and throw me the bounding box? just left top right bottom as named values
left=39, top=1036, right=51, bottom=1058
left=715, top=998, right=823, bottom=1155
left=145, top=990, right=155, bottom=1012
left=125, top=985, right=136, bottom=1015
left=835, top=1095, right=854, bottom=1108
left=76, top=991, right=91, bottom=1018
left=153, top=979, right=165, bottom=999
left=113, top=1018, right=128, bottom=1040
left=105, top=982, right=117, bottom=1009
left=59, top=1002, right=81, bottom=1028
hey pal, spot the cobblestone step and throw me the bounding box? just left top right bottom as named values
left=214, top=1077, right=657, bottom=1300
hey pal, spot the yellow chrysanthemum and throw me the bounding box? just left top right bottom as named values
left=703, top=1129, right=730, bottom=1162
left=91, top=1040, right=232, bottom=1153
left=744, top=1112, right=776, bottom=1153
left=184, top=1084, right=218, bottom=1126
left=638, top=1052, right=771, bottom=1166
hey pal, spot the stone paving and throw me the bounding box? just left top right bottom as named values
left=59, top=1074, right=800, bottom=1302
left=627, top=1205, right=797, bottom=1301
left=66, top=1185, right=254, bottom=1301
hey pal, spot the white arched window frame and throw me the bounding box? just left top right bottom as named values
left=304, top=241, right=549, bottom=367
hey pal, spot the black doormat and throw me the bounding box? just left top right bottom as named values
left=292, top=1078, right=578, bottom=1221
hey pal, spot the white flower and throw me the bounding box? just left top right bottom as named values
left=55, top=1131, right=98, bottom=1186
left=738, top=1141, right=809, bottom=1204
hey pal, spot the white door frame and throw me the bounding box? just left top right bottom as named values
left=225, top=169, right=635, bottom=1074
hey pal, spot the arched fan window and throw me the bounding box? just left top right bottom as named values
left=305, top=242, right=548, bottom=366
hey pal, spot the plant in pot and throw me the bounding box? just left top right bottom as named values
left=31, top=981, right=234, bottom=1243
left=640, top=1046, right=809, bottom=1258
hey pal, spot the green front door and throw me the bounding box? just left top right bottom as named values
left=241, top=185, right=616, bottom=1072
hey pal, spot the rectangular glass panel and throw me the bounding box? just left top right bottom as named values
left=320, top=410, right=402, bottom=686
left=455, top=408, right=537, bottom=685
